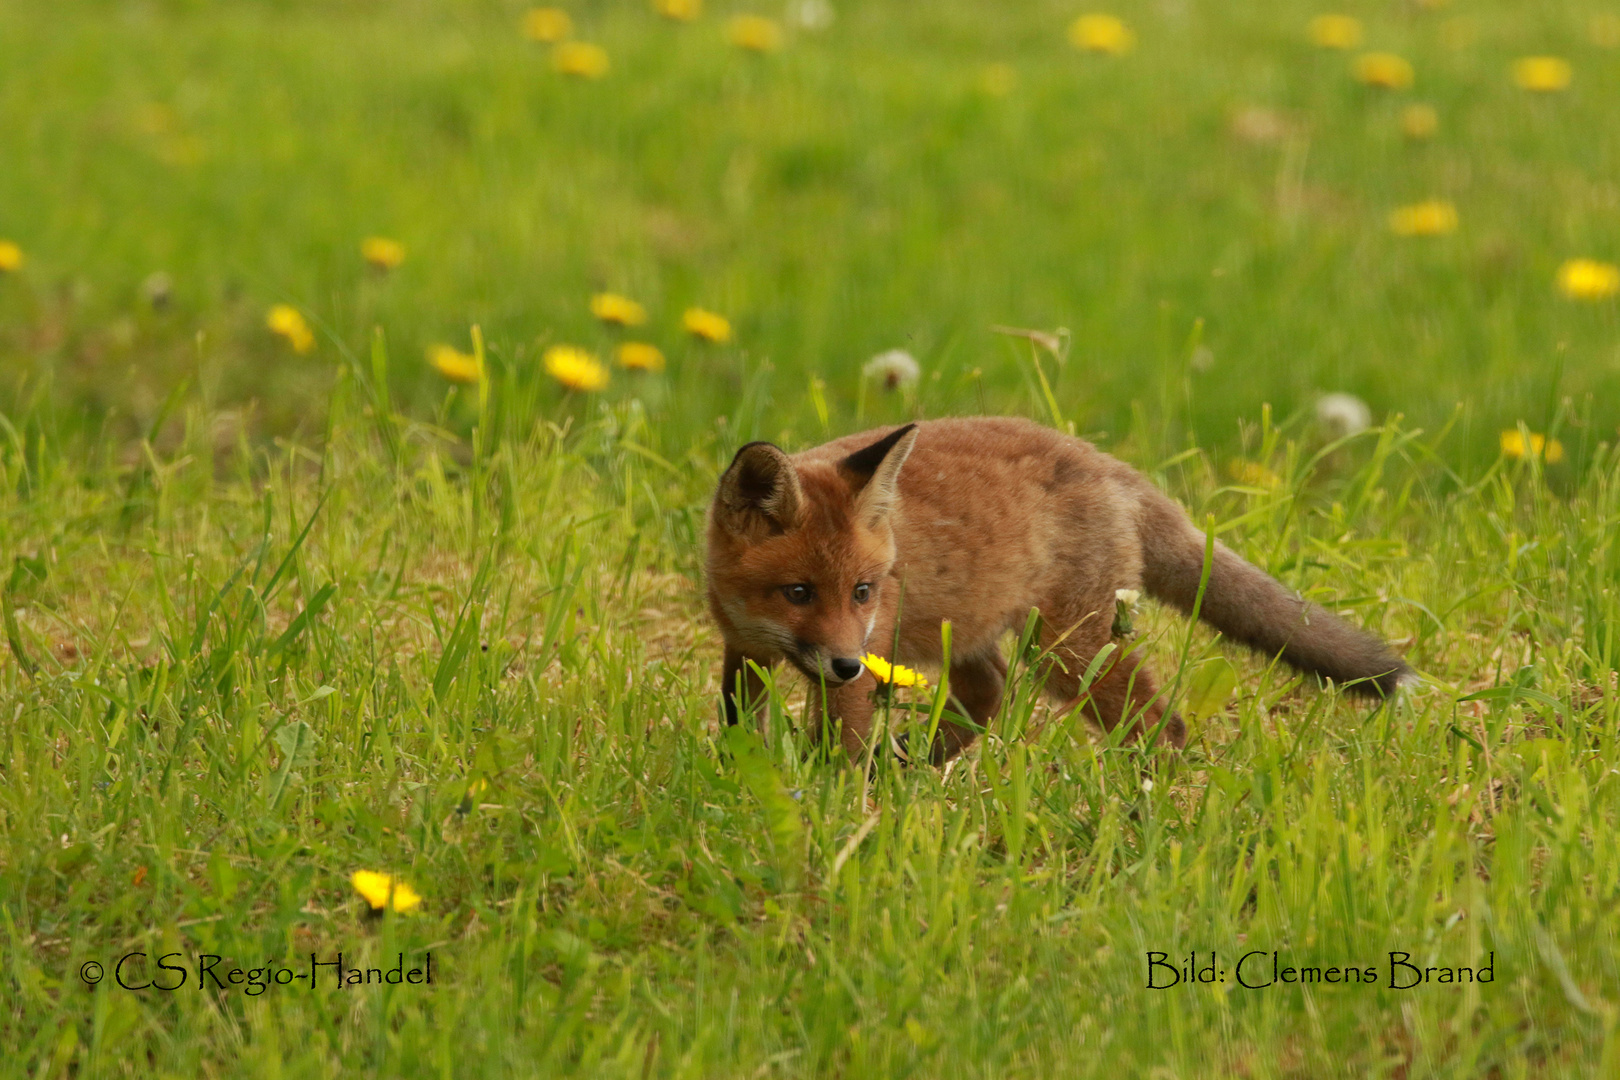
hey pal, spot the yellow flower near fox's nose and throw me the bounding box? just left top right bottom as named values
left=862, top=654, right=927, bottom=688
left=553, top=41, right=609, bottom=78
left=522, top=7, right=573, bottom=43
left=728, top=15, right=782, bottom=52
left=351, top=870, right=423, bottom=914
left=544, top=344, right=611, bottom=390
left=1512, top=56, right=1572, bottom=92
left=1388, top=200, right=1457, bottom=237
left=683, top=307, right=732, bottom=343
left=266, top=304, right=315, bottom=353
left=616, top=342, right=666, bottom=372
left=360, top=236, right=406, bottom=271
left=655, top=0, right=702, bottom=22
left=1307, top=14, right=1362, bottom=50
left=0, top=240, right=23, bottom=273
left=1556, top=258, right=1620, bottom=300
left=1500, top=430, right=1564, bottom=464
left=1068, top=13, right=1134, bottom=55
left=1353, top=52, right=1414, bottom=89
left=428, top=343, right=481, bottom=383
left=590, top=292, right=647, bottom=326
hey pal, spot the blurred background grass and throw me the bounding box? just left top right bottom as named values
left=3, top=0, right=1618, bottom=461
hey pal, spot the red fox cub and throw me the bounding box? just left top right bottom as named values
left=706, top=417, right=1411, bottom=763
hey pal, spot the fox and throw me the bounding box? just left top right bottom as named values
left=706, top=416, right=1412, bottom=763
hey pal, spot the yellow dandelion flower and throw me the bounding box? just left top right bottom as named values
left=728, top=15, right=782, bottom=52
left=616, top=342, right=666, bottom=372
left=360, top=236, right=406, bottom=271
left=428, top=343, right=481, bottom=384
left=351, top=870, right=423, bottom=914
left=1307, top=14, right=1363, bottom=50
left=1556, top=258, right=1620, bottom=301
left=1228, top=459, right=1283, bottom=490
left=544, top=344, right=611, bottom=391
left=1353, top=52, right=1414, bottom=89
left=0, top=240, right=23, bottom=273
left=522, top=7, right=573, bottom=43
left=266, top=304, right=316, bottom=354
left=654, top=0, right=702, bottom=21
left=1400, top=104, right=1439, bottom=139
left=1388, top=200, right=1457, bottom=237
left=1068, top=13, right=1135, bottom=55
left=1592, top=14, right=1620, bottom=49
left=553, top=41, right=610, bottom=78
left=862, top=654, right=928, bottom=688
left=683, top=307, right=732, bottom=343
left=1512, top=56, right=1572, bottom=92
left=1500, top=430, right=1564, bottom=464
left=589, top=292, right=647, bottom=326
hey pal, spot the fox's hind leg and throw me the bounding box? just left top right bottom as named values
left=1041, top=617, right=1185, bottom=749
left=1081, top=652, right=1185, bottom=748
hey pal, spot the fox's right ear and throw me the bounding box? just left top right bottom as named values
left=839, top=423, right=918, bottom=528
left=715, top=442, right=803, bottom=537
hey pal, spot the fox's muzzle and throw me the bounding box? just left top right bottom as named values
left=829, top=657, right=864, bottom=681
left=793, top=643, right=866, bottom=687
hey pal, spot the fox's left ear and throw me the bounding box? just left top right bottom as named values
left=839, top=423, right=918, bottom=527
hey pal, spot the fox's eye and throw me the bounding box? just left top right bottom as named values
left=852, top=583, right=872, bottom=604
left=782, top=584, right=814, bottom=605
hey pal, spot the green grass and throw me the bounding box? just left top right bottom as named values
left=4, top=0, right=1620, bottom=1076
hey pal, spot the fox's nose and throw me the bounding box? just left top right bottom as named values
left=830, top=657, right=865, bottom=682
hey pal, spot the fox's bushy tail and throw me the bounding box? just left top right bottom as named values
left=1137, top=490, right=1411, bottom=698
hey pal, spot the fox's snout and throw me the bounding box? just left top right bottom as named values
left=793, top=646, right=868, bottom=686
left=829, top=657, right=864, bottom=681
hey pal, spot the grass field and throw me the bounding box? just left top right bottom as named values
left=4, top=0, right=1620, bottom=1076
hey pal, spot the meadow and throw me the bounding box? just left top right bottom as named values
left=3, top=0, right=1620, bottom=1076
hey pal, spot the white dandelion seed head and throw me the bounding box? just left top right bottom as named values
left=1229, top=106, right=1292, bottom=145
left=142, top=270, right=174, bottom=309
left=863, top=348, right=921, bottom=390
left=788, top=0, right=835, bottom=30
left=1141, top=778, right=1154, bottom=793
left=1114, top=588, right=1141, bottom=608
left=1316, top=392, right=1373, bottom=438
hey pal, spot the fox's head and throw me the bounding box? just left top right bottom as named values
left=707, top=424, right=919, bottom=687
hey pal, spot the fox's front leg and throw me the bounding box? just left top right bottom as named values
left=721, top=647, right=773, bottom=729
left=802, top=671, right=880, bottom=763
left=833, top=674, right=879, bottom=763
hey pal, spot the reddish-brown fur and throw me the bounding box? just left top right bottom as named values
left=706, top=416, right=1411, bottom=763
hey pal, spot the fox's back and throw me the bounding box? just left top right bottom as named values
left=795, top=417, right=1146, bottom=659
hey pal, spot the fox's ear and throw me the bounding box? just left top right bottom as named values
left=840, top=423, right=918, bottom=527
left=715, top=442, right=804, bottom=536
